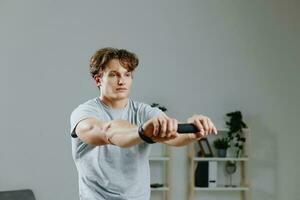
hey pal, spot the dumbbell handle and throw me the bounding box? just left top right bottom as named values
left=177, top=123, right=199, bottom=133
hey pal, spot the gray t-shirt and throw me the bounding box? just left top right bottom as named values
left=70, top=97, right=163, bottom=200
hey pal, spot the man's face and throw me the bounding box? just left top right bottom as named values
left=96, top=59, right=133, bottom=101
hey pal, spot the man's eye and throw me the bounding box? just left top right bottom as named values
left=109, top=73, right=116, bottom=77
left=125, top=73, right=131, bottom=77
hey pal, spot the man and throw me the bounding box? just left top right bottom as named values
left=70, top=47, right=217, bottom=200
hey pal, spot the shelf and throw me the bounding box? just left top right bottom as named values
left=216, top=128, right=250, bottom=133
left=194, top=186, right=249, bottom=191
left=151, top=187, right=170, bottom=191
left=149, top=144, right=171, bottom=200
left=188, top=129, right=251, bottom=200
left=192, top=157, right=249, bottom=161
left=149, top=156, right=170, bottom=161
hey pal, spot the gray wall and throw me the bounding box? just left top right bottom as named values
left=0, top=0, right=299, bottom=200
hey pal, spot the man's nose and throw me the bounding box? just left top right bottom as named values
left=118, top=77, right=125, bottom=84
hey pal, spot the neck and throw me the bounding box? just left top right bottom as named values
left=99, top=96, right=128, bottom=109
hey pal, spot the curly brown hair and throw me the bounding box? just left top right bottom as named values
left=89, top=47, right=139, bottom=78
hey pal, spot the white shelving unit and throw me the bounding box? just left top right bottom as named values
left=149, top=143, right=171, bottom=200
left=188, top=129, right=251, bottom=200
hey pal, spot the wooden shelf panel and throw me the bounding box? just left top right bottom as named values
left=151, top=187, right=169, bottom=191
left=192, top=157, right=249, bottom=161
left=194, top=186, right=249, bottom=191
left=216, top=128, right=250, bottom=133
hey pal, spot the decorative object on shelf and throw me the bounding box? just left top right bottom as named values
left=225, top=161, right=237, bottom=187
left=194, top=139, right=213, bottom=188
left=213, top=137, right=230, bottom=157
left=195, top=161, right=209, bottom=187
left=151, top=103, right=167, bottom=112
left=225, top=111, right=248, bottom=157
left=150, top=183, right=164, bottom=188
left=198, top=138, right=214, bottom=157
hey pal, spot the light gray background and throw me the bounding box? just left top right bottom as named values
left=0, top=0, right=299, bottom=200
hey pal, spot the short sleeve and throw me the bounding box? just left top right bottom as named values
left=140, top=104, right=165, bottom=122
left=70, top=104, right=99, bottom=138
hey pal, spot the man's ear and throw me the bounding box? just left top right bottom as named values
left=93, top=74, right=102, bottom=87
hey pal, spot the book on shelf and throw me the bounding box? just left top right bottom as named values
left=195, top=161, right=218, bottom=188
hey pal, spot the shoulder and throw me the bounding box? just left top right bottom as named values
left=77, top=97, right=98, bottom=108
left=129, top=99, right=152, bottom=111
left=129, top=99, right=164, bottom=118
left=71, top=97, right=99, bottom=115
left=69, top=97, right=100, bottom=135
left=80, top=97, right=99, bottom=107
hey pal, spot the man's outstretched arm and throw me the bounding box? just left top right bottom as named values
left=74, top=118, right=141, bottom=147
left=73, top=116, right=178, bottom=148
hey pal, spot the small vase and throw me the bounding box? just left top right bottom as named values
left=217, top=149, right=227, bottom=157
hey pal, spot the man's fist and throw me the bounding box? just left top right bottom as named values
left=187, top=114, right=217, bottom=140
left=142, top=115, right=179, bottom=141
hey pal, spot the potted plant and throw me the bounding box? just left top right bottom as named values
left=225, top=111, right=248, bottom=157
left=213, top=137, right=230, bottom=157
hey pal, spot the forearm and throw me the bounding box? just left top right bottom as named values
left=77, top=118, right=142, bottom=147
left=105, top=120, right=142, bottom=148
left=162, top=134, right=200, bottom=147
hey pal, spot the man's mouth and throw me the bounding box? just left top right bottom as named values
left=116, top=88, right=127, bottom=91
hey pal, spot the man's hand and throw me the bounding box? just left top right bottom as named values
left=186, top=114, right=218, bottom=140
left=142, top=115, right=179, bottom=142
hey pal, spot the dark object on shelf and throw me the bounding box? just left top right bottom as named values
left=150, top=183, right=164, bottom=188
left=0, top=189, right=36, bottom=200
left=217, top=148, right=227, bottom=157
left=198, top=138, right=214, bottom=157
left=195, top=161, right=208, bottom=187
left=226, top=111, right=248, bottom=157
